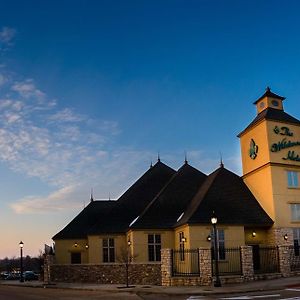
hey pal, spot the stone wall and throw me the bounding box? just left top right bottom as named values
left=50, top=263, right=161, bottom=285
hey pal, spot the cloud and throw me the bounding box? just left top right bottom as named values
left=0, top=27, right=16, bottom=45
left=11, top=79, right=46, bottom=101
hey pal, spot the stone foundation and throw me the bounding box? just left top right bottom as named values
left=50, top=263, right=161, bottom=285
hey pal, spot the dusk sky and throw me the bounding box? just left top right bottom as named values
left=1, top=0, right=300, bottom=258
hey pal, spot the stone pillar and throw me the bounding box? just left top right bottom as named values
left=198, top=248, right=212, bottom=286
left=278, top=245, right=291, bottom=277
left=240, top=246, right=254, bottom=282
left=161, top=248, right=172, bottom=286
left=43, top=254, right=54, bottom=284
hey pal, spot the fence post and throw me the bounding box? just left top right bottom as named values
left=43, top=254, right=54, bottom=284
left=240, top=246, right=254, bottom=282
left=161, top=248, right=172, bottom=286
left=278, top=245, right=291, bottom=277
left=198, top=248, right=212, bottom=286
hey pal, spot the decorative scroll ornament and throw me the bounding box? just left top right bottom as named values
left=249, top=139, right=258, bottom=160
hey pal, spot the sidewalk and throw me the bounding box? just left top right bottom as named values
left=1, top=276, right=300, bottom=296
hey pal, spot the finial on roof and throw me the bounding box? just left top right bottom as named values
left=157, top=152, right=161, bottom=162
left=219, top=152, right=224, bottom=168
left=184, top=151, right=188, bottom=164
left=90, top=188, right=94, bottom=202
left=150, top=160, right=153, bottom=168
left=109, top=192, right=111, bottom=201
left=266, top=86, right=271, bottom=92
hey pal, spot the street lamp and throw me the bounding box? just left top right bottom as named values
left=211, top=212, right=221, bottom=287
left=19, top=241, right=24, bottom=283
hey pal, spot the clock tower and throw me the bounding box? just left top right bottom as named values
left=238, top=87, right=300, bottom=244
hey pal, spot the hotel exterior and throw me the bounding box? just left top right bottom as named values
left=49, top=88, right=300, bottom=285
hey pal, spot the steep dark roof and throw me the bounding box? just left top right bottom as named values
left=52, top=200, right=116, bottom=240
left=177, top=166, right=273, bottom=227
left=88, top=161, right=176, bottom=234
left=253, top=87, right=285, bottom=104
left=238, top=108, right=300, bottom=137
left=131, top=163, right=207, bottom=229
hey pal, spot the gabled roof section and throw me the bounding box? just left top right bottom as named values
left=238, top=108, right=300, bottom=137
left=88, top=161, right=176, bottom=234
left=253, top=87, right=285, bottom=104
left=177, top=166, right=273, bottom=227
left=131, top=163, right=207, bottom=229
left=52, top=200, right=116, bottom=240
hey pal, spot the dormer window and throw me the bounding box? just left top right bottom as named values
left=271, top=100, right=279, bottom=107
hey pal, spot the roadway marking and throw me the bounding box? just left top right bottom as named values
left=286, top=288, right=300, bottom=292
left=219, top=295, right=280, bottom=300
left=186, top=296, right=205, bottom=300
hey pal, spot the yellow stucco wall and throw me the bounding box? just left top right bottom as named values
left=87, top=234, right=126, bottom=264
left=54, top=239, right=88, bottom=264
left=240, top=113, right=300, bottom=227
left=244, top=228, right=269, bottom=245
left=128, top=229, right=174, bottom=263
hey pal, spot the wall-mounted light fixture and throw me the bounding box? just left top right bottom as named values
left=181, top=237, right=187, bottom=243
left=85, top=244, right=89, bottom=249
left=127, top=239, right=131, bottom=246
left=74, top=242, right=78, bottom=248
left=284, top=234, right=288, bottom=241
left=252, top=231, right=256, bottom=237
left=207, top=235, right=212, bottom=242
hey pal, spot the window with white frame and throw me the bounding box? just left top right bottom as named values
left=102, top=238, right=115, bottom=262
left=148, top=234, right=161, bottom=261
left=287, top=171, right=299, bottom=188
left=291, top=204, right=300, bottom=221
left=211, top=229, right=225, bottom=260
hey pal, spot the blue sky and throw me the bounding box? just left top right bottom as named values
left=1, top=0, right=300, bottom=257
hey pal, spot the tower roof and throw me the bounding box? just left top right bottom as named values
left=253, top=87, right=285, bottom=104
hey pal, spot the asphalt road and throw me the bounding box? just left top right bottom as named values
left=1, top=285, right=300, bottom=300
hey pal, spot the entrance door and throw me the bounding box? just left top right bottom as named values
left=71, top=252, right=81, bottom=264
left=251, top=245, right=260, bottom=271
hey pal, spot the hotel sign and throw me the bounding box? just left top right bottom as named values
left=271, top=126, right=300, bottom=162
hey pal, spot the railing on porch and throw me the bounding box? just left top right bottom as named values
left=211, top=247, right=242, bottom=276
left=172, top=249, right=200, bottom=276
left=288, top=245, right=300, bottom=271
left=253, top=246, right=279, bottom=274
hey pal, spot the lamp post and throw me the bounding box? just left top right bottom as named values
left=19, top=241, right=24, bottom=283
left=211, top=212, right=221, bottom=287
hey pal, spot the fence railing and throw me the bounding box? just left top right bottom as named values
left=253, top=246, right=279, bottom=274
left=288, top=245, right=300, bottom=271
left=211, top=247, right=242, bottom=276
left=172, top=249, right=200, bottom=276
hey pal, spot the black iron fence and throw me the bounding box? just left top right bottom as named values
left=172, top=249, right=200, bottom=276
left=288, top=245, right=300, bottom=271
left=211, top=247, right=242, bottom=276
left=252, top=246, right=279, bottom=274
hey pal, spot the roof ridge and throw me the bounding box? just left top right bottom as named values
left=175, top=166, right=222, bottom=227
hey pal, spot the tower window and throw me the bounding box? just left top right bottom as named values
left=291, top=204, right=300, bottom=221
left=287, top=171, right=299, bottom=188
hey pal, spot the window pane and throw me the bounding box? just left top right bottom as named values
left=109, top=238, right=114, bottom=247
left=109, top=248, right=115, bottom=262
left=103, top=239, right=108, bottom=247
left=155, top=245, right=161, bottom=261
left=288, top=171, right=293, bottom=187
left=155, top=234, right=161, bottom=243
left=148, top=234, right=154, bottom=244
left=291, top=204, right=300, bottom=221
left=103, top=248, right=108, bottom=262
left=148, top=245, right=154, bottom=261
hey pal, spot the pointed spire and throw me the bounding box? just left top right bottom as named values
left=266, top=86, right=271, bottom=92
left=157, top=152, right=161, bottom=162
left=219, top=152, right=224, bottom=168
left=184, top=151, right=188, bottom=164
left=90, top=188, right=94, bottom=202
